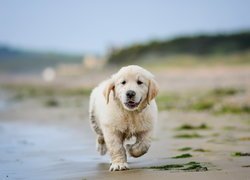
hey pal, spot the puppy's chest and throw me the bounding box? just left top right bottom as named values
left=116, top=113, right=149, bottom=133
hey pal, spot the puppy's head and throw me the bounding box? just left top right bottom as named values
left=104, top=65, right=159, bottom=111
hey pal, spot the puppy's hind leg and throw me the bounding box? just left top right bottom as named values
left=96, top=135, right=107, bottom=155
left=89, top=109, right=107, bottom=155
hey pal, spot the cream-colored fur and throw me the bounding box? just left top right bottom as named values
left=89, top=65, right=159, bottom=171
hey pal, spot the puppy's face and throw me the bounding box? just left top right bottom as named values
left=115, top=72, right=148, bottom=111
left=104, top=65, right=159, bottom=111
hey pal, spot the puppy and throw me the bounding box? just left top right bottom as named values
left=89, top=65, right=159, bottom=171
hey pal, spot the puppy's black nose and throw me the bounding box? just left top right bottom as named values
left=126, top=90, right=136, bottom=99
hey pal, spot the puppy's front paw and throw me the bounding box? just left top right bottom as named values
left=109, top=162, right=129, bottom=171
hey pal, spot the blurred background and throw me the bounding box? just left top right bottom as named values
left=1, top=0, right=250, bottom=111
left=1, top=0, right=250, bottom=74
left=0, top=0, right=250, bottom=179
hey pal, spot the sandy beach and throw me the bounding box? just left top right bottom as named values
left=0, top=66, right=250, bottom=180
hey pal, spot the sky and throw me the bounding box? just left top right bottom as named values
left=0, top=0, right=250, bottom=54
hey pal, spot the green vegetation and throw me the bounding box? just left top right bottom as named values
left=172, top=153, right=192, bottom=159
left=1, top=84, right=91, bottom=99
left=176, top=123, right=210, bottom=130
left=107, top=31, right=250, bottom=65
left=178, top=147, right=192, bottom=151
left=157, top=87, right=250, bottom=114
left=232, top=152, right=250, bottom=157
left=174, top=133, right=203, bottom=139
left=147, top=161, right=208, bottom=171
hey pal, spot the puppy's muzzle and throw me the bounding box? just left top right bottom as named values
left=125, top=90, right=141, bottom=109
left=126, top=90, right=136, bottom=99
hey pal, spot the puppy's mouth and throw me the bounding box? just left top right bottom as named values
left=125, top=99, right=142, bottom=109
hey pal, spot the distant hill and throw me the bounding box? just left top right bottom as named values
left=107, top=31, right=250, bottom=65
left=0, top=45, right=83, bottom=74
left=0, top=45, right=83, bottom=73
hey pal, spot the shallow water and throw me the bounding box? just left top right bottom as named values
left=0, top=100, right=7, bottom=111
left=0, top=121, right=171, bottom=180
left=0, top=122, right=108, bottom=180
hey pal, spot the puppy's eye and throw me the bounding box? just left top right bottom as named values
left=121, top=80, right=126, bottom=85
left=137, top=80, right=143, bottom=85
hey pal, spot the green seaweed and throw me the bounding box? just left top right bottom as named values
left=176, top=123, right=210, bottom=130
left=44, top=98, right=59, bottom=107
left=172, top=153, right=192, bottom=159
left=156, top=93, right=180, bottom=111
left=149, top=164, right=184, bottom=170
left=222, top=126, right=236, bottom=130
left=178, top=147, right=192, bottom=151
left=238, top=137, right=250, bottom=141
left=146, top=161, right=208, bottom=172
left=193, top=148, right=210, bottom=152
left=210, top=88, right=242, bottom=96
left=215, top=104, right=250, bottom=114
left=174, top=133, right=203, bottom=138
left=181, top=162, right=208, bottom=171
left=211, top=133, right=220, bottom=137
left=232, top=152, right=250, bottom=157
left=191, top=100, right=214, bottom=111
left=185, top=161, right=198, bottom=165
left=181, top=164, right=207, bottom=171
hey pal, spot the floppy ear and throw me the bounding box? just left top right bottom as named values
left=147, top=79, right=159, bottom=104
left=103, top=79, right=115, bottom=104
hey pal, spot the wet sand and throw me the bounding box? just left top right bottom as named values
left=0, top=66, right=250, bottom=180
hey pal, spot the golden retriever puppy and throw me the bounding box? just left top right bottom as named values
left=89, top=65, right=159, bottom=171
